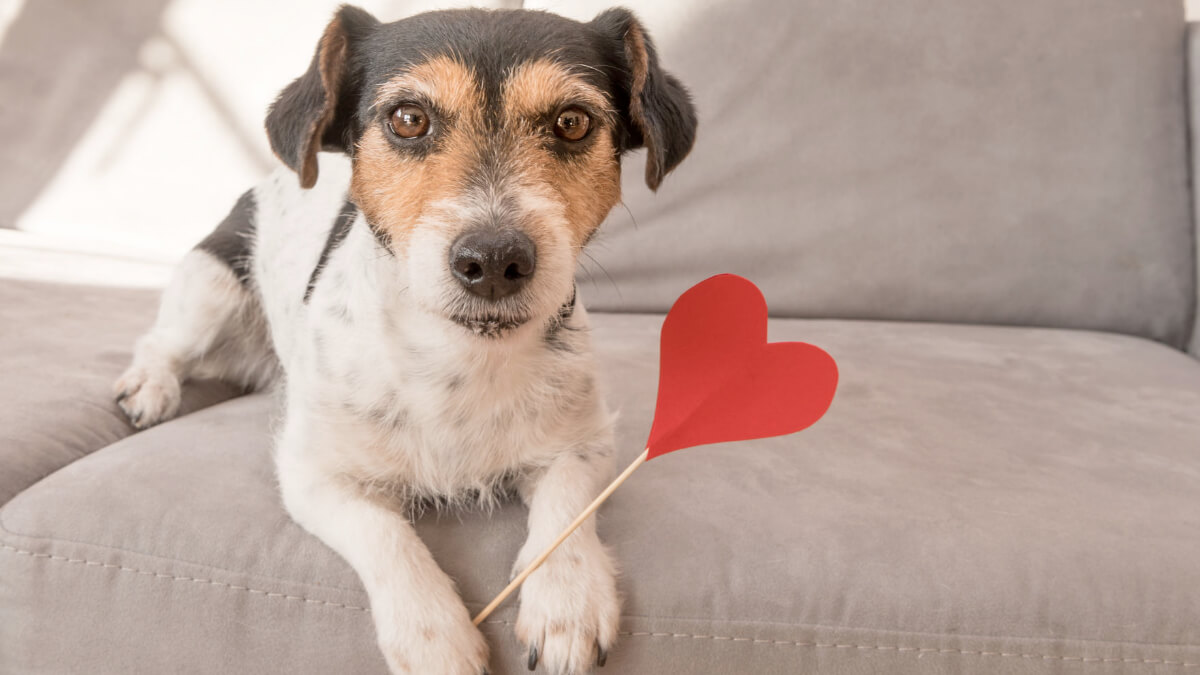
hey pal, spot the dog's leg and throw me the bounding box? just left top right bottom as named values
left=114, top=249, right=270, bottom=428
left=276, top=418, right=489, bottom=675
left=514, top=446, right=620, bottom=674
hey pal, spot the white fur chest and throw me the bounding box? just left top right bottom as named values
left=277, top=215, right=605, bottom=501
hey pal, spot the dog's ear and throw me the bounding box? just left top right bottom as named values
left=266, top=5, right=378, bottom=189
left=592, top=8, right=697, bottom=191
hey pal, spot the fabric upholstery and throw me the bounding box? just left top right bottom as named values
left=4, top=314, right=1199, bottom=674
left=1188, top=23, right=1200, bottom=356
left=546, top=0, right=1196, bottom=348
left=0, top=279, right=238, bottom=505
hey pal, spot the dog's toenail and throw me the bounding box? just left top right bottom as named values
left=597, top=643, right=607, bottom=667
left=116, top=391, right=129, bottom=402
left=527, top=644, right=539, bottom=670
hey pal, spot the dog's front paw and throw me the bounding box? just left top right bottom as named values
left=516, top=547, right=619, bottom=674
left=113, top=363, right=182, bottom=429
left=377, top=602, right=490, bottom=675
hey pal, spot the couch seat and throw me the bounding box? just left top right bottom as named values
left=2, top=314, right=1199, bottom=674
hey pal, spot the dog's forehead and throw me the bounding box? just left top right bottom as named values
left=362, top=9, right=612, bottom=99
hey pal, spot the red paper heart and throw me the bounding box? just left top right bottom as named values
left=645, top=274, right=839, bottom=459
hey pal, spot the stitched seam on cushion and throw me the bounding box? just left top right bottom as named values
left=0, top=506, right=364, bottom=594
left=3, top=544, right=1197, bottom=669
left=0, top=543, right=369, bottom=613
left=622, top=632, right=1200, bottom=668
left=7, top=517, right=1198, bottom=653
left=614, top=612, right=1200, bottom=651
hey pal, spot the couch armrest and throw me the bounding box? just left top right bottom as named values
left=0, top=267, right=239, bottom=505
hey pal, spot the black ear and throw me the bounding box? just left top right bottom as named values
left=592, top=8, right=697, bottom=191
left=265, top=5, right=378, bottom=189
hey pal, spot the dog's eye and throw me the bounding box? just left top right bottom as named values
left=389, top=104, right=429, bottom=139
left=554, top=107, right=590, bottom=142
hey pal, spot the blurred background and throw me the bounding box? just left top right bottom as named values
left=1, top=0, right=1198, bottom=287
left=0, top=0, right=520, bottom=286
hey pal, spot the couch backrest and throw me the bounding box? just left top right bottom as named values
left=539, top=0, right=1196, bottom=349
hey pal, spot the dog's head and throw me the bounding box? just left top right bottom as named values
left=265, top=6, right=696, bottom=338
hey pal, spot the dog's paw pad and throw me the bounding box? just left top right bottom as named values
left=113, top=365, right=182, bottom=429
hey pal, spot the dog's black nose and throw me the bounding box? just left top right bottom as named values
left=449, top=229, right=536, bottom=300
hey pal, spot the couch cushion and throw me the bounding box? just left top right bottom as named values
left=3, top=314, right=1199, bottom=673
left=0, top=278, right=238, bottom=504
left=548, top=0, right=1195, bottom=348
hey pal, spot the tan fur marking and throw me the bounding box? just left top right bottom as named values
left=353, top=58, right=485, bottom=249
left=624, top=23, right=650, bottom=113
left=622, top=22, right=661, bottom=189
left=353, top=126, right=474, bottom=250
left=501, top=60, right=621, bottom=247
left=352, top=56, right=620, bottom=254
left=483, top=132, right=619, bottom=249
left=549, top=135, right=621, bottom=248
left=502, top=59, right=613, bottom=122
left=373, top=56, right=482, bottom=123
left=298, top=16, right=349, bottom=189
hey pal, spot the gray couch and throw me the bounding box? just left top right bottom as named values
left=3, top=0, right=1200, bottom=673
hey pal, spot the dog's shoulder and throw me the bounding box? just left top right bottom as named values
left=254, top=152, right=354, bottom=245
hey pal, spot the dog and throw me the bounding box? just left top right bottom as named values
left=113, top=5, right=695, bottom=674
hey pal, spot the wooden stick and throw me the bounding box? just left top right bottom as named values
left=473, top=448, right=650, bottom=625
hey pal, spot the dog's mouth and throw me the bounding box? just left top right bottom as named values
left=448, top=313, right=529, bottom=338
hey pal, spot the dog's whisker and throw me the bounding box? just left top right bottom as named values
left=582, top=250, right=621, bottom=299
left=577, top=258, right=598, bottom=290
left=618, top=200, right=639, bottom=231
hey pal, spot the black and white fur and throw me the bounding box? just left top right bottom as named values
left=115, top=6, right=696, bottom=675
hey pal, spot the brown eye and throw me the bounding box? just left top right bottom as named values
left=554, top=107, right=590, bottom=141
left=389, top=104, right=429, bottom=139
